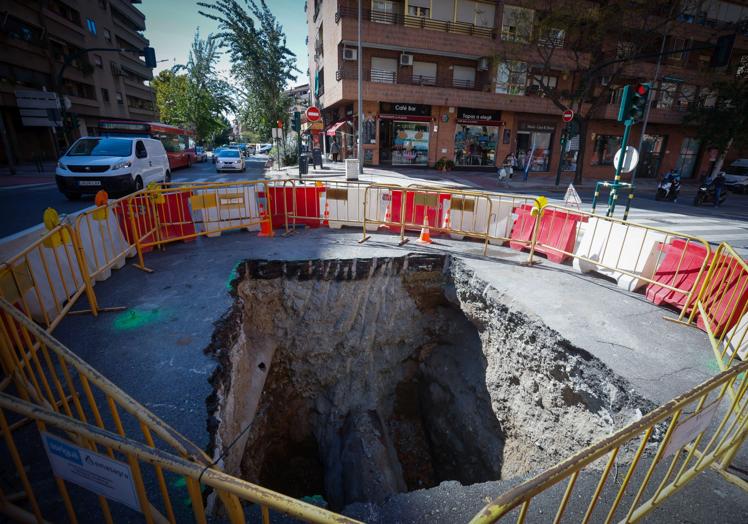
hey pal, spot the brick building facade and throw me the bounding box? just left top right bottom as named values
left=307, top=0, right=748, bottom=180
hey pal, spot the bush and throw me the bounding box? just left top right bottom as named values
left=435, top=156, right=454, bottom=171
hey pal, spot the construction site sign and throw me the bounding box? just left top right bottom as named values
left=41, top=432, right=141, bottom=512
left=564, top=184, right=582, bottom=208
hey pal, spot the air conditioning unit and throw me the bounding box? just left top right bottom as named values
left=400, top=53, right=413, bottom=66
left=343, top=47, right=357, bottom=61
left=477, top=57, right=489, bottom=71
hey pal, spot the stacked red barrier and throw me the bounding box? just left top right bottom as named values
left=645, top=239, right=710, bottom=311
left=509, top=205, right=587, bottom=263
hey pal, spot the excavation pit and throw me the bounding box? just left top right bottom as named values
left=206, top=255, right=653, bottom=510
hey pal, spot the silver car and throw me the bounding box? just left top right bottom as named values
left=215, top=149, right=245, bottom=172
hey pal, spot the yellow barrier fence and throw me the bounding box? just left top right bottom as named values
left=0, top=223, right=97, bottom=332
left=0, top=296, right=359, bottom=523
left=526, top=203, right=712, bottom=319
left=470, top=360, right=748, bottom=523
left=0, top=392, right=363, bottom=524
left=688, top=242, right=748, bottom=371
left=360, top=184, right=496, bottom=254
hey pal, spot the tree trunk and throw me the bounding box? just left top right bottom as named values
left=573, top=118, right=589, bottom=185
left=711, top=138, right=733, bottom=177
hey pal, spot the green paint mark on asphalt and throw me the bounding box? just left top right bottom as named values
left=706, top=358, right=722, bottom=374
left=172, top=477, right=187, bottom=488
left=226, top=261, right=241, bottom=292
left=113, top=307, right=163, bottom=331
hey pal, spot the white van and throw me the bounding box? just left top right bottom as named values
left=55, top=137, right=170, bottom=199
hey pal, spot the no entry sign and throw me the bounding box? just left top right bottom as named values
left=306, top=106, right=321, bottom=122
left=562, top=109, right=574, bottom=122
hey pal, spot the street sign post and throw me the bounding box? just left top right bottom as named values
left=613, top=146, right=639, bottom=173
left=306, top=106, right=321, bottom=122
left=15, top=90, right=62, bottom=127
left=562, top=109, right=574, bottom=122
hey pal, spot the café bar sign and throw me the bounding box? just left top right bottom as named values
left=518, top=121, right=557, bottom=133
left=380, top=102, right=432, bottom=117
left=457, top=107, right=503, bottom=125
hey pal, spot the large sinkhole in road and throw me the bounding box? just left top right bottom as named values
left=206, top=255, right=650, bottom=510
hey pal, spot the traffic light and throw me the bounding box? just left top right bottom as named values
left=292, top=111, right=301, bottom=132
left=277, top=119, right=284, bottom=128
left=617, top=83, right=650, bottom=124
left=142, top=47, right=157, bottom=68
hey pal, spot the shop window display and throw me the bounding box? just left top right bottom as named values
left=454, top=125, right=498, bottom=166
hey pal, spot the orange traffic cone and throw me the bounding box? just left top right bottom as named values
left=417, top=215, right=432, bottom=244
left=258, top=203, right=274, bottom=237
left=322, top=201, right=330, bottom=226
left=442, top=207, right=451, bottom=229
left=380, top=204, right=391, bottom=229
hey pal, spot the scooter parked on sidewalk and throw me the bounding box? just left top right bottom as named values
left=694, top=172, right=728, bottom=206
left=655, top=170, right=681, bottom=202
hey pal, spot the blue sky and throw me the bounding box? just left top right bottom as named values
left=140, top=0, right=308, bottom=87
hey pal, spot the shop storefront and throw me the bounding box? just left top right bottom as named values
left=517, top=121, right=556, bottom=172
left=379, top=102, right=432, bottom=166
left=454, top=108, right=502, bottom=167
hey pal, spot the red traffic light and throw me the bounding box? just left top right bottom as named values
left=635, top=84, right=649, bottom=96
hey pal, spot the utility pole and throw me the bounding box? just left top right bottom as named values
left=357, top=0, right=363, bottom=175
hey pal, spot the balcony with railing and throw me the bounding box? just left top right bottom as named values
left=338, top=67, right=485, bottom=91
left=336, top=6, right=495, bottom=39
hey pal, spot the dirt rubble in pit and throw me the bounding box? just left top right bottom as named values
left=204, top=254, right=655, bottom=513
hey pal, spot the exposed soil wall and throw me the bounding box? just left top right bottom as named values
left=206, top=255, right=653, bottom=510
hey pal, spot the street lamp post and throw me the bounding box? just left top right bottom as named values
left=357, top=0, right=363, bottom=175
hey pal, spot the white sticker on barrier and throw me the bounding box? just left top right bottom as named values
left=662, top=398, right=722, bottom=457
left=42, top=432, right=141, bottom=512
left=573, top=217, right=667, bottom=291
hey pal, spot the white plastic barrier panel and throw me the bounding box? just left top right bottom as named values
left=321, top=184, right=383, bottom=231
left=12, top=236, right=85, bottom=325
left=75, top=209, right=134, bottom=282
left=190, top=186, right=261, bottom=237
left=722, top=312, right=748, bottom=362
left=444, top=196, right=515, bottom=245
left=573, top=217, right=667, bottom=291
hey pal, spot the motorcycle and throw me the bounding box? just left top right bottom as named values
left=694, top=176, right=728, bottom=206
left=655, top=173, right=681, bottom=202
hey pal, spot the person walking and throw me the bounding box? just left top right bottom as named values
left=330, top=138, right=340, bottom=163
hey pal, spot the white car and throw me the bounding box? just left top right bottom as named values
left=215, top=149, right=245, bottom=172
left=56, top=137, right=170, bottom=199
left=724, top=158, right=748, bottom=194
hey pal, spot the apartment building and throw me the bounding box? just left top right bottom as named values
left=0, top=0, right=157, bottom=164
left=307, top=0, right=748, bottom=180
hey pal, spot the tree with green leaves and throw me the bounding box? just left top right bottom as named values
left=198, top=0, right=298, bottom=140
left=686, top=77, right=748, bottom=177
left=499, top=0, right=722, bottom=183
left=152, top=31, right=234, bottom=145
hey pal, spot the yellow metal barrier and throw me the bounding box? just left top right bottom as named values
left=688, top=242, right=748, bottom=371
left=527, top=203, right=712, bottom=319
left=360, top=184, right=495, bottom=254
left=470, top=360, right=748, bottom=523
left=0, top=224, right=97, bottom=332
left=0, top=296, right=360, bottom=523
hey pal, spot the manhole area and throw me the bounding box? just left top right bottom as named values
left=207, top=255, right=650, bottom=510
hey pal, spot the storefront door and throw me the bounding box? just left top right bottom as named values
left=637, top=134, right=668, bottom=178
left=676, top=137, right=701, bottom=178
left=379, top=120, right=393, bottom=164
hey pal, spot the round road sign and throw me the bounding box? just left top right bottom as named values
left=306, top=106, right=321, bottom=122
left=613, top=146, right=639, bottom=173
left=562, top=109, right=574, bottom=122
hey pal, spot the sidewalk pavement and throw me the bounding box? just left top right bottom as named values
left=265, top=162, right=667, bottom=194
left=0, top=162, right=56, bottom=187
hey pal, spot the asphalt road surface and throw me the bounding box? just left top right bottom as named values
left=0, top=154, right=268, bottom=238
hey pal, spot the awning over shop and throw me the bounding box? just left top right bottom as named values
left=325, top=121, right=347, bottom=136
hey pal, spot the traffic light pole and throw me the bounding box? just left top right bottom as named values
left=606, top=119, right=633, bottom=217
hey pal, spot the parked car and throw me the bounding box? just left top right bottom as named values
left=56, top=137, right=170, bottom=200
left=724, top=159, right=748, bottom=194
left=215, top=149, right=245, bottom=172
left=246, top=144, right=256, bottom=155
left=195, top=146, right=207, bottom=163
left=257, top=143, right=272, bottom=154
left=212, top=147, right=224, bottom=163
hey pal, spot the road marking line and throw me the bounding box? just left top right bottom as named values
left=0, top=182, right=56, bottom=191
left=700, top=233, right=748, bottom=241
